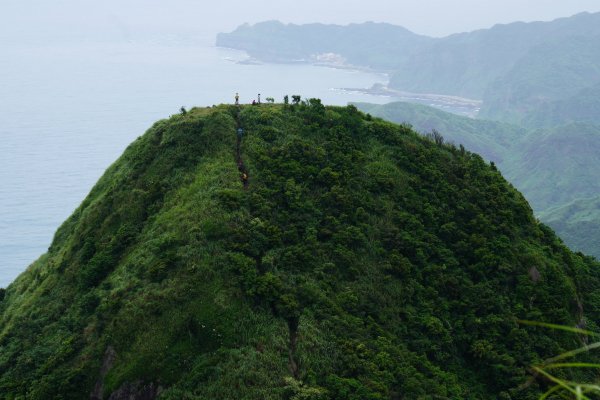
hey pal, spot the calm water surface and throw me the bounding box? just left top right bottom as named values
left=0, top=41, right=390, bottom=286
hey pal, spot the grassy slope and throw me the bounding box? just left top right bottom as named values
left=1, top=103, right=600, bottom=399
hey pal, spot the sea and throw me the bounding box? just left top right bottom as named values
left=0, top=38, right=391, bottom=287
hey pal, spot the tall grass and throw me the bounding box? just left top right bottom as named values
left=521, top=320, right=600, bottom=399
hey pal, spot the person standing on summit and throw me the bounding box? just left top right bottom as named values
left=235, top=92, right=240, bottom=105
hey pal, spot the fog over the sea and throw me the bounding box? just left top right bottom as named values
left=2, top=0, right=600, bottom=43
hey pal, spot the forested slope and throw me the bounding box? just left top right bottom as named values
left=357, top=101, right=600, bottom=259
left=1, top=103, right=599, bottom=399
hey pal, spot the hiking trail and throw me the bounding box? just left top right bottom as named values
left=234, top=108, right=249, bottom=189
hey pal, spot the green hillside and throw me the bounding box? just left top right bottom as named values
left=355, top=102, right=600, bottom=259
left=217, top=15, right=600, bottom=264
left=540, top=196, right=600, bottom=257
left=354, top=101, right=525, bottom=163
left=503, top=123, right=600, bottom=211
left=354, top=104, right=600, bottom=213
left=1, top=103, right=600, bottom=399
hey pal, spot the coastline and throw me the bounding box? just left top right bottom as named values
left=341, top=83, right=482, bottom=118
left=217, top=46, right=480, bottom=117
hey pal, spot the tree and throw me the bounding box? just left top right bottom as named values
left=292, top=95, right=301, bottom=105
left=427, top=129, right=444, bottom=146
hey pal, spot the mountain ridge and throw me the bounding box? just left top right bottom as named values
left=1, top=102, right=600, bottom=399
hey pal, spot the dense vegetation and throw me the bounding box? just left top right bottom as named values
left=1, top=103, right=600, bottom=399
left=356, top=102, right=600, bottom=259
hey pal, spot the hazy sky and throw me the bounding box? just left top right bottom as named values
left=2, top=0, right=600, bottom=43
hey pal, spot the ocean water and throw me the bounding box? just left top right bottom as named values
left=0, top=41, right=390, bottom=287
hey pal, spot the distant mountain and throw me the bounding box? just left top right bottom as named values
left=523, top=82, right=600, bottom=128
left=354, top=101, right=524, bottom=163
left=540, top=196, right=600, bottom=256
left=389, top=12, right=600, bottom=99
left=479, top=35, right=600, bottom=122
left=216, top=20, right=432, bottom=70
left=219, top=13, right=600, bottom=103
left=503, top=123, right=600, bottom=211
